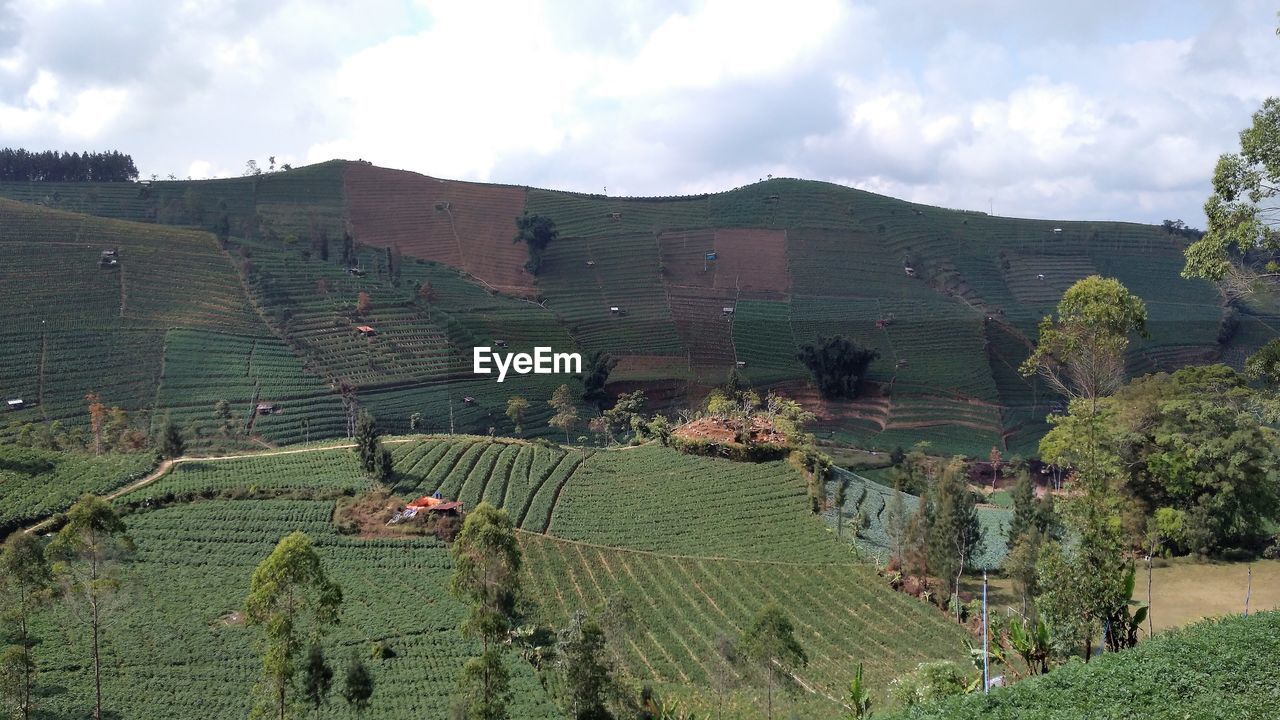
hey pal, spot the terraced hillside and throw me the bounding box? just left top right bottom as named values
left=0, top=163, right=1264, bottom=457
left=14, top=438, right=972, bottom=719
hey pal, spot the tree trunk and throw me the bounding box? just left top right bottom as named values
left=19, top=603, right=31, bottom=720
left=90, top=532, right=102, bottom=720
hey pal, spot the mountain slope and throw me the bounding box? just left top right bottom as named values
left=0, top=162, right=1259, bottom=456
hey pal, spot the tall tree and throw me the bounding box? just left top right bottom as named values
left=512, top=213, right=559, bottom=274
left=1021, top=276, right=1148, bottom=407
left=450, top=503, right=521, bottom=720
left=739, top=604, right=807, bottom=720
left=85, top=392, right=107, bottom=456
left=45, top=496, right=134, bottom=720
left=1182, top=91, right=1280, bottom=296
left=580, top=352, right=618, bottom=410
left=927, top=459, right=984, bottom=621
left=354, top=411, right=380, bottom=476
left=796, top=335, right=879, bottom=399
left=244, top=532, right=343, bottom=720
left=560, top=612, right=616, bottom=720
left=158, top=420, right=185, bottom=459
left=0, top=533, right=53, bottom=720
left=505, top=396, right=529, bottom=435
left=549, top=385, right=579, bottom=444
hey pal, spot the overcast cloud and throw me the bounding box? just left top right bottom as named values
left=0, top=0, right=1275, bottom=224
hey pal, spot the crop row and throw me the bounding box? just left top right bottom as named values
left=545, top=445, right=850, bottom=562
left=31, top=498, right=561, bottom=719
left=0, top=447, right=155, bottom=532
left=520, top=531, right=971, bottom=718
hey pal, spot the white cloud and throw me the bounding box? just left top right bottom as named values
left=0, top=0, right=1277, bottom=224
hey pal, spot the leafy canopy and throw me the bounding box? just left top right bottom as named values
left=796, top=335, right=879, bottom=399
left=1021, top=276, right=1147, bottom=402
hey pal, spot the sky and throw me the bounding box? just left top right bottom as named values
left=0, top=0, right=1276, bottom=225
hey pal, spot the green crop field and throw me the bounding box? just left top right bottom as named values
left=0, top=438, right=987, bottom=719
left=0, top=446, right=154, bottom=534
left=30, top=498, right=561, bottom=720
left=879, top=611, right=1280, bottom=720
left=520, top=532, right=971, bottom=718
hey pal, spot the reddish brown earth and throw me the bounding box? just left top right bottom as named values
left=344, top=163, right=534, bottom=296
left=672, top=415, right=788, bottom=445
left=712, top=228, right=789, bottom=294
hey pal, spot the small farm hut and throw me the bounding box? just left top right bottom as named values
left=407, top=495, right=464, bottom=516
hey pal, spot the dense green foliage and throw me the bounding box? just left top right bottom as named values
left=1184, top=95, right=1280, bottom=288
left=0, top=447, right=153, bottom=534
left=0, top=148, right=138, bottom=182
left=1046, top=364, right=1280, bottom=553
left=797, top=335, right=879, bottom=399
left=880, top=612, right=1280, bottom=720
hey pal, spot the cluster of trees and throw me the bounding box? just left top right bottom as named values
left=0, top=149, right=138, bottom=182
left=0, top=496, right=134, bottom=720
left=513, top=213, right=558, bottom=275
left=10, top=393, right=162, bottom=455
left=797, top=335, right=879, bottom=400
left=354, top=411, right=394, bottom=482
left=884, top=453, right=985, bottom=620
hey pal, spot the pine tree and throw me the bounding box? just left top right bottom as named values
left=354, top=411, right=379, bottom=475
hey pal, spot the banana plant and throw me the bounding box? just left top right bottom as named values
left=1007, top=612, right=1052, bottom=675
left=1104, top=565, right=1149, bottom=652
left=844, top=662, right=873, bottom=719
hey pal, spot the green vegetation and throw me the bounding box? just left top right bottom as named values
left=0, top=447, right=154, bottom=534
left=880, top=612, right=1280, bottom=720
left=797, top=335, right=879, bottom=399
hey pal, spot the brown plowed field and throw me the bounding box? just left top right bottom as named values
left=667, top=285, right=737, bottom=375
left=657, top=229, right=717, bottom=288
left=712, top=228, right=788, bottom=294
left=344, top=163, right=534, bottom=296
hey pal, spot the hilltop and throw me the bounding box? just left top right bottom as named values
left=0, top=160, right=1266, bottom=457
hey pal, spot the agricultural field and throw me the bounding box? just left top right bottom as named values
left=156, top=329, right=345, bottom=446
left=0, top=198, right=268, bottom=436
left=344, top=163, right=534, bottom=296
left=0, top=446, right=154, bottom=534
left=521, top=532, right=971, bottom=718
left=128, top=445, right=373, bottom=504
left=545, top=444, right=850, bottom=562
left=30, top=498, right=561, bottom=720
left=537, top=232, right=686, bottom=356
left=0, top=162, right=1259, bottom=464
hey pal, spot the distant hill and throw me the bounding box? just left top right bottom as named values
left=0, top=161, right=1266, bottom=456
